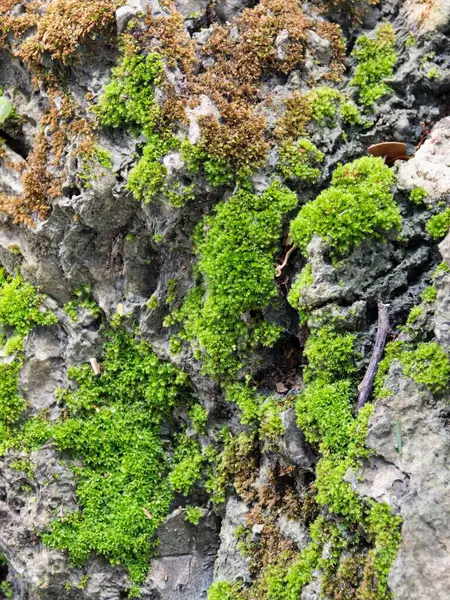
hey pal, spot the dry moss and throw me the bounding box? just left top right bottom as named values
left=17, top=0, right=117, bottom=65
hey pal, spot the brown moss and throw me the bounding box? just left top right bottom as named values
left=19, top=0, right=117, bottom=65
left=322, top=552, right=367, bottom=600
left=312, top=0, right=380, bottom=25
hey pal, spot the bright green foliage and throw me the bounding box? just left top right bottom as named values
left=296, top=380, right=355, bottom=456
left=181, top=141, right=234, bottom=188
left=0, top=270, right=57, bottom=336
left=303, top=326, right=357, bottom=383
left=208, top=581, right=243, bottom=600
left=0, top=580, right=14, bottom=599
left=94, top=146, right=113, bottom=169
left=287, top=264, right=313, bottom=310
left=146, top=294, right=159, bottom=310
left=309, top=86, right=342, bottom=125
left=189, top=403, right=208, bottom=434
left=97, top=51, right=189, bottom=205
left=96, top=52, right=163, bottom=132
left=289, top=156, right=400, bottom=258
left=43, top=330, right=188, bottom=583
left=427, top=66, right=441, bottom=80
left=351, top=23, right=398, bottom=107
left=169, top=435, right=205, bottom=495
left=185, top=505, right=204, bottom=525
left=364, top=502, right=402, bottom=598
left=340, top=99, right=362, bottom=125
left=405, top=305, right=422, bottom=327
left=401, top=342, right=450, bottom=394
left=0, top=361, right=25, bottom=427
left=0, top=271, right=56, bottom=438
left=409, top=187, right=427, bottom=205
left=126, top=133, right=180, bottom=204
left=426, top=208, right=450, bottom=239
left=259, top=397, right=285, bottom=444
left=375, top=340, right=450, bottom=397
left=226, top=383, right=260, bottom=425
left=64, top=285, right=102, bottom=323
left=421, top=285, right=437, bottom=304
left=166, top=182, right=297, bottom=380
left=278, top=139, right=324, bottom=182
left=433, top=261, right=450, bottom=278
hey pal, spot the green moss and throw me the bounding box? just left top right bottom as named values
left=185, top=505, right=203, bottom=525
left=433, top=261, right=450, bottom=278
left=96, top=52, right=163, bottom=132
left=0, top=580, right=13, bottom=600
left=303, top=326, right=357, bottom=383
left=426, top=208, right=450, bottom=239
left=405, top=305, right=422, bottom=327
left=146, top=294, right=159, bottom=310
left=375, top=340, right=450, bottom=397
left=165, top=182, right=297, bottom=380
left=401, top=342, right=450, bottom=394
left=0, top=270, right=57, bottom=336
left=64, top=285, right=102, bottom=323
left=409, top=186, right=427, bottom=205
left=289, top=156, right=400, bottom=258
left=208, top=581, right=243, bottom=600
left=427, top=66, right=440, bottom=80
left=259, top=397, right=285, bottom=444
left=225, top=383, right=260, bottom=425
left=351, top=23, right=398, bottom=107
left=287, top=264, right=313, bottom=311
left=181, top=141, right=234, bottom=188
left=309, top=86, right=342, bottom=125
left=278, top=139, right=324, bottom=182
left=40, top=330, right=188, bottom=584
left=421, top=285, right=437, bottom=304
left=189, top=403, right=208, bottom=434
left=169, top=434, right=205, bottom=495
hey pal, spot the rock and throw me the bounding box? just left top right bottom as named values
left=277, top=515, right=310, bottom=550
left=350, top=362, right=450, bottom=600
left=116, top=0, right=169, bottom=33
left=396, top=117, right=450, bottom=202
left=213, top=497, right=251, bottom=584
left=279, top=409, right=316, bottom=470
left=186, top=95, right=221, bottom=144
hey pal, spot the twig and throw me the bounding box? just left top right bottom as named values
left=276, top=246, right=296, bottom=277
left=356, top=301, right=390, bottom=411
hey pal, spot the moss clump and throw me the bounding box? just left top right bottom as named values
left=208, top=581, right=243, bottom=600
left=42, top=329, right=188, bottom=584
left=185, top=506, right=203, bottom=525
left=401, top=342, right=450, bottom=394
left=409, top=186, right=428, bottom=205
left=303, top=326, right=357, bottom=384
left=278, top=139, right=324, bottom=182
left=97, top=50, right=189, bottom=205
left=351, top=23, right=397, bottom=107
left=289, top=156, right=400, bottom=258
left=376, top=340, right=450, bottom=397
left=426, top=208, right=450, bottom=239
left=287, top=264, right=313, bottom=311
left=64, top=285, right=102, bottom=323
left=0, top=270, right=56, bottom=445
left=165, top=182, right=297, bottom=380
left=189, top=403, right=208, bottom=434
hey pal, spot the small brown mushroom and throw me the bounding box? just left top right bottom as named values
left=368, top=142, right=409, bottom=165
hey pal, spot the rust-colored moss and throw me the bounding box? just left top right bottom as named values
left=313, top=0, right=380, bottom=25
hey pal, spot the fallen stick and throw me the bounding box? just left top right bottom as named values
left=356, top=301, right=390, bottom=411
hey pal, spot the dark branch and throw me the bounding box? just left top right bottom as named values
left=356, top=301, right=390, bottom=411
